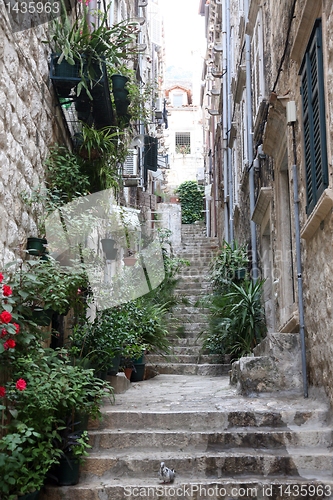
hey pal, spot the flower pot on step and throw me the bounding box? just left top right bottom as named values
left=130, top=363, right=145, bottom=382
left=52, top=457, right=80, bottom=486
left=19, top=491, right=40, bottom=500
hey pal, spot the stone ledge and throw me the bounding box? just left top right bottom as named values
left=252, top=187, right=273, bottom=225
left=279, top=310, right=299, bottom=333
left=300, top=188, right=333, bottom=241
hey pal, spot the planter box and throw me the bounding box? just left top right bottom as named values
left=50, top=54, right=115, bottom=128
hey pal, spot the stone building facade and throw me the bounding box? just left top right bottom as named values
left=200, top=0, right=333, bottom=404
left=0, top=12, right=62, bottom=265
left=0, top=0, right=167, bottom=266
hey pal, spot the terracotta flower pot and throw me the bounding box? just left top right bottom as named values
left=123, top=256, right=137, bottom=266
left=124, top=367, right=133, bottom=380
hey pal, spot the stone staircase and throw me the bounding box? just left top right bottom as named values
left=40, top=223, right=333, bottom=500
left=146, top=223, right=231, bottom=377
left=41, top=374, right=333, bottom=500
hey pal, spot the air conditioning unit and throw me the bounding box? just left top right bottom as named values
left=155, top=98, right=164, bottom=120
left=123, top=149, right=138, bottom=176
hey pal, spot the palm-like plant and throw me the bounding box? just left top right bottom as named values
left=200, top=279, right=266, bottom=360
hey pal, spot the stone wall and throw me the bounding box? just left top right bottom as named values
left=0, top=7, right=66, bottom=265
left=228, top=0, right=333, bottom=405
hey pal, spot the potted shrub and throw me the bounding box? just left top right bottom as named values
left=47, top=4, right=139, bottom=99
left=50, top=420, right=91, bottom=486
left=9, top=259, right=88, bottom=320
left=0, top=423, right=62, bottom=499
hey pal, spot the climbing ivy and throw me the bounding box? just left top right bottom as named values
left=175, top=180, right=204, bottom=224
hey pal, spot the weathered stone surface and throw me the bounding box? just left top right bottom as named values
left=231, top=333, right=303, bottom=396
left=0, top=12, right=60, bottom=265
left=41, top=374, right=333, bottom=500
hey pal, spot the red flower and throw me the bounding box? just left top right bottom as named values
left=1, top=328, right=7, bottom=338
left=0, top=386, right=6, bottom=397
left=4, top=338, right=16, bottom=349
left=0, top=311, right=12, bottom=324
left=16, top=379, right=27, bottom=391
left=0, top=273, right=3, bottom=283
left=13, top=323, right=20, bottom=334
left=2, top=285, right=12, bottom=297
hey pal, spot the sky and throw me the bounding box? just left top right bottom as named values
left=159, top=0, right=206, bottom=72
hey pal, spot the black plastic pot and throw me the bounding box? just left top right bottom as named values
left=111, top=74, right=129, bottom=91
left=19, top=491, right=40, bottom=500
left=101, top=238, right=117, bottom=260
left=130, top=363, right=145, bottom=382
left=53, top=457, right=80, bottom=486
left=31, top=308, right=54, bottom=326
left=107, top=351, right=121, bottom=376
left=26, top=237, right=48, bottom=256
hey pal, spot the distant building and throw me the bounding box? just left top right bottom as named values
left=163, top=85, right=205, bottom=193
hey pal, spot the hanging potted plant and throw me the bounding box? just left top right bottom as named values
left=101, top=238, right=118, bottom=260
left=47, top=4, right=139, bottom=100
left=123, top=250, right=137, bottom=266
left=26, top=237, right=48, bottom=256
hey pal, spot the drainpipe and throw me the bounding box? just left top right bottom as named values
left=222, top=0, right=229, bottom=242
left=244, top=0, right=258, bottom=281
left=289, top=109, right=308, bottom=398
left=226, top=0, right=234, bottom=243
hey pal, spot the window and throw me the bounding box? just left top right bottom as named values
left=175, top=132, right=191, bottom=154
left=173, top=93, right=183, bottom=107
left=300, top=19, right=328, bottom=215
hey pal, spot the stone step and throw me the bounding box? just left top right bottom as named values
left=41, top=478, right=333, bottom=500
left=172, top=304, right=210, bottom=317
left=146, top=354, right=200, bottom=364
left=172, top=346, right=202, bottom=355
left=88, top=427, right=333, bottom=453
left=79, top=449, right=333, bottom=482
left=171, top=312, right=207, bottom=322
left=168, top=322, right=208, bottom=332
left=175, top=283, right=211, bottom=292
left=169, top=337, right=202, bottom=346
left=97, top=407, right=332, bottom=431
left=146, top=354, right=221, bottom=364
left=146, top=362, right=231, bottom=376
left=178, top=269, right=211, bottom=277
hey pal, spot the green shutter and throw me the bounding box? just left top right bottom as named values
left=300, top=19, right=328, bottom=215
left=143, top=136, right=158, bottom=172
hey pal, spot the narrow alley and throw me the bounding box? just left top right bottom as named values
left=41, top=225, right=333, bottom=500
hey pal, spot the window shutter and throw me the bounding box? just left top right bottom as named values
left=123, top=149, right=138, bottom=176
left=143, top=136, right=158, bottom=171
left=300, top=19, right=328, bottom=215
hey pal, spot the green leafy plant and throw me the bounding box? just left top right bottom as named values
left=7, top=259, right=88, bottom=317
left=200, top=279, right=266, bottom=359
left=0, top=422, right=61, bottom=499
left=47, top=2, right=139, bottom=99
left=75, top=124, right=124, bottom=192
left=198, top=241, right=266, bottom=359
left=175, top=180, right=204, bottom=224
left=210, top=240, right=249, bottom=294
left=44, top=145, right=90, bottom=203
